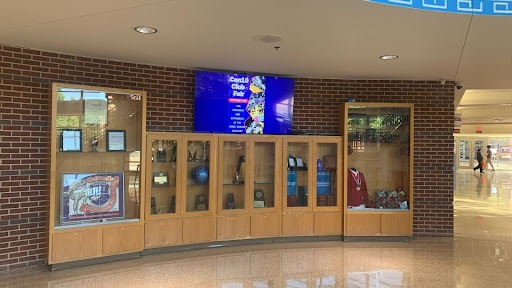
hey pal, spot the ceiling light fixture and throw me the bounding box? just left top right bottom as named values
left=252, top=34, right=283, bottom=44
left=380, top=55, right=398, bottom=60
left=134, top=26, right=157, bottom=34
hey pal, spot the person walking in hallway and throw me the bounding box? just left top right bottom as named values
left=486, top=145, right=495, bottom=171
left=474, top=148, right=484, bottom=173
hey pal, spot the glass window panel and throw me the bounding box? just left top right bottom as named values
left=55, top=88, right=143, bottom=227
left=149, top=139, right=177, bottom=215
left=186, top=140, right=211, bottom=212
left=316, top=143, right=337, bottom=207
left=287, top=142, right=309, bottom=207
left=254, top=142, right=276, bottom=209
left=222, top=141, right=246, bottom=210
left=347, top=106, right=410, bottom=210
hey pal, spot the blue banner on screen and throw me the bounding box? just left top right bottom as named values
left=194, top=71, right=294, bottom=134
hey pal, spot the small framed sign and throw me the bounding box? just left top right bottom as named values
left=296, top=157, right=304, bottom=168
left=106, top=130, right=126, bottom=152
left=152, top=172, right=169, bottom=187
left=60, top=129, right=82, bottom=152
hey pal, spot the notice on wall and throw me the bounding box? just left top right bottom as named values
left=454, top=113, right=461, bottom=133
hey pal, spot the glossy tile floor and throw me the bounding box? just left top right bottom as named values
left=2, top=169, right=511, bottom=288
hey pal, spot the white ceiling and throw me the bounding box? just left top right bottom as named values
left=0, top=1, right=511, bottom=102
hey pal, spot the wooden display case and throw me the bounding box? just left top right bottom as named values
left=282, top=136, right=343, bottom=236
left=339, top=103, right=413, bottom=238
left=48, top=83, right=146, bottom=265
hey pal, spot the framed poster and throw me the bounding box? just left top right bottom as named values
left=60, top=129, right=82, bottom=152
left=61, top=172, right=124, bottom=224
left=83, top=96, right=108, bottom=125
left=106, top=130, right=126, bottom=152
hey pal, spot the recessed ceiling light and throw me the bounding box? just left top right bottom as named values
left=134, top=26, right=157, bottom=34
left=380, top=55, right=398, bottom=60
left=252, top=34, right=283, bottom=43
left=501, top=104, right=512, bottom=106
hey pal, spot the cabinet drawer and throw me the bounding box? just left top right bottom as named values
left=103, top=225, right=143, bottom=255
left=346, top=214, right=381, bottom=236
left=314, top=212, right=342, bottom=235
left=52, top=230, right=99, bottom=263
left=217, top=215, right=250, bottom=240
left=182, top=217, right=216, bottom=244
left=381, top=213, right=411, bottom=236
left=251, top=214, right=280, bottom=238
left=145, top=219, right=182, bottom=248
left=282, top=213, right=314, bottom=236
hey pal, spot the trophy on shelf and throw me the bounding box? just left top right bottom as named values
left=170, top=195, right=176, bottom=213
left=91, top=136, right=98, bottom=152
left=233, top=156, right=245, bottom=184
left=227, top=193, right=235, bottom=209
left=201, top=141, right=208, bottom=161
left=254, top=189, right=265, bottom=208
left=157, top=140, right=166, bottom=162
left=170, top=141, right=177, bottom=162
left=151, top=197, right=157, bottom=214
left=196, top=194, right=207, bottom=211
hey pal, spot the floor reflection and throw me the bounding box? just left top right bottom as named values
left=5, top=170, right=512, bottom=287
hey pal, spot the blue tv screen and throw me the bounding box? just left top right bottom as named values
left=194, top=71, right=294, bottom=134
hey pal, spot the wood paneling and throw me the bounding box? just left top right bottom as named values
left=346, top=213, right=381, bottom=236
left=282, top=213, right=314, bottom=236
left=182, top=217, right=216, bottom=244
left=314, top=212, right=342, bottom=235
left=251, top=213, right=281, bottom=238
left=216, top=215, right=251, bottom=240
left=102, top=225, right=143, bottom=255
left=51, top=230, right=100, bottom=263
left=381, top=213, right=411, bottom=236
left=145, top=219, right=182, bottom=248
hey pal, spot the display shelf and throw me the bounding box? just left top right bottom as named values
left=340, top=103, right=413, bottom=237
left=49, top=83, right=146, bottom=265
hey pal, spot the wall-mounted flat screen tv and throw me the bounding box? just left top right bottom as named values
left=194, top=71, right=294, bottom=134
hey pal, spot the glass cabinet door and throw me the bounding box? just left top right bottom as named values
left=219, top=139, right=247, bottom=212
left=253, top=141, right=277, bottom=210
left=346, top=105, right=411, bottom=210
left=185, top=139, right=212, bottom=213
left=148, top=137, right=179, bottom=216
left=285, top=141, right=311, bottom=208
left=315, top=142, right=339, bottom=208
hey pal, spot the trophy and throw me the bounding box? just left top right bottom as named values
left=170, top=195, right=176, bottom=213
left=151, top=197, right=157, bottom=214
left=227, top=193, right=235, bottom=209
left=201, top=141, right=208, bottom=161
left=157, top=140, right=166, bottom=162
left=91, top=136, right=98, bottom=152
left=233, top=156, right=245, bottom=184
left=196, top=194, right=207, bottom=211
left=170, top=141, right=177, bottom=162
left=254, top=189, right=265, bottom=208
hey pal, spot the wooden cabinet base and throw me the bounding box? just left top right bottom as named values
left=381, top=213, right=411, bottom=236
left=183, top=217, right=216, bottom=244
left=282, top=213, right=314, bottom=236
left=145, top=219, right=182, bottom=248
left=217, top=215, right=250, bottom=240
left=103, top=225, right=143, bottom=255
left=51, top=230, right=100, bottom=263
left=346, top=213, right=381, bottom=236
left=314, top=212, right=342, bottom=235
left=251, top=213, right=281, bottom=238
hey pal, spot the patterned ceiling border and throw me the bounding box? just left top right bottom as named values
left=365, top=0, right=512, bottom=15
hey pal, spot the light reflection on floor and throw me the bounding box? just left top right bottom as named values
left=4, top=170, right=512, bottom=287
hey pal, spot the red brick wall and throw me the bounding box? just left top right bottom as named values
left=0, top=44, right=454, bottom=270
